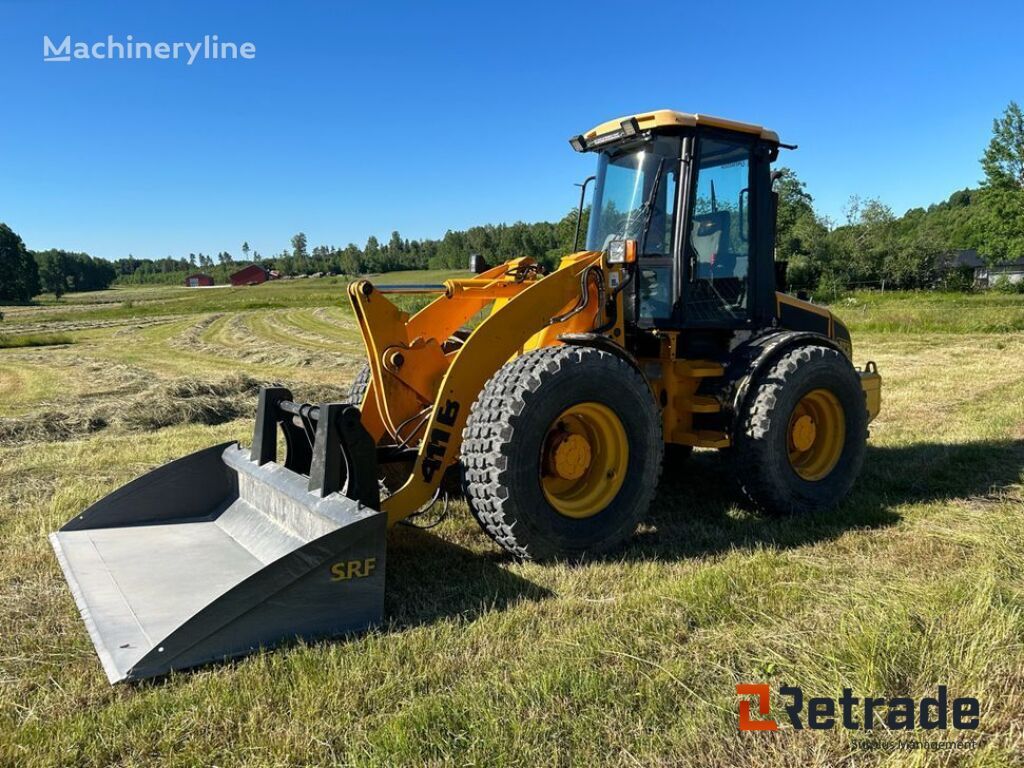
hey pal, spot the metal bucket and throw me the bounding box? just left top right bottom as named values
left=50, top=389, right=386, bottom=683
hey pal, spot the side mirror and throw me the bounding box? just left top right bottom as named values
left=469, top=254, right=489, bottom=274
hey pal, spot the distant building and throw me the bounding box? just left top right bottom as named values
left=936, top=249, right=985, bottom=272
left=976, top=257, right=1024, bottom=287
left=229, top=264, right=270, bottom=286
left=185, top=273, right=214, bottom=287
left=930, top=250, right=984, bottom=288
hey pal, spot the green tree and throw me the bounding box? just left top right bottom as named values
left=241, top=241, right=250, bottom=260
left=773, top=168, right=817, bottom=257
left=36, top=250, right=71, bottom=298
left=554, top=207, right=589, bottom=258
left=291, top=232, right=308, bottom=273
left=339, top=244, right=363, bottom=274
left=291, top=232, right=308, bottom=260
left=387, top=230, right=404, bottom=262
left=363, top=235, right=381, bottom=271
left=981, top=101, right=1024, bottom=189
left=973, top=103, right=1024, bottom=260
left=975, top=186, right=1024, bottom=261
left=0, top=223, right=40, bottom=301
left=771, top=169, right=831, bottom=289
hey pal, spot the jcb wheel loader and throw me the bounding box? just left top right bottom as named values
left=51, top=109, right=882, bottom=682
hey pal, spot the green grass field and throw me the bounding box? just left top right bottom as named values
left=1, top=279, right=1022, bottom=766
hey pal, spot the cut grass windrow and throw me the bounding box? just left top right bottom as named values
left=0, top=333, right=74, bottom=349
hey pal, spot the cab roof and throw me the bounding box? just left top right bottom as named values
left=579, top=109, right=780, bottom=148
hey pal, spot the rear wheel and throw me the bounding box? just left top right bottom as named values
left=733, top=345, right=867, bottom=515
left=461, top=346, right=662, bottom=560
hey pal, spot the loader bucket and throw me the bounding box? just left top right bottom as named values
left=49, top=388, right=387, bottom=683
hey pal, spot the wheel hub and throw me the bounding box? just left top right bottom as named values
left=790, top=414, right=817, bottom=452
left=550, top=433, right=592, bottom=480
left=541, top=402, right=629, bottom=519
left=787, top=389, right=845, bottom=481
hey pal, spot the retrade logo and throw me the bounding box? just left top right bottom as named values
left=736, top=684, right=980, bottom=732
left=736, top=683, right=778, bottom=731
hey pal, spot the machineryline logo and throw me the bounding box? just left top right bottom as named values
left=43, top=34, right=256, bottom=65
left=737, top=684, right=980, bottom=731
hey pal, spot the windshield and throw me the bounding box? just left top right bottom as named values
left=585, top=136, right=681, bottom=255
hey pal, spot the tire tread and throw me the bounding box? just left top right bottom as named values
left=461, top=345, right=663, bottom=559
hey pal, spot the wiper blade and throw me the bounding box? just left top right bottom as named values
left=638, top=158, right=665, bottom=252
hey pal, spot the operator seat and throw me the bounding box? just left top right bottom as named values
left=688, top=211, right=746, bottom=320
left=690, top=211, right=734, bottom=277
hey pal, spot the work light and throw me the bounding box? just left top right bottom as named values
left=607, top=239, right=636, bottom=264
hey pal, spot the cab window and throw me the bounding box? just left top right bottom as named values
left=684, top=137, right=752, bottom=324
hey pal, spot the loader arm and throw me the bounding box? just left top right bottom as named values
left=349, top=253, right=606, bottom=525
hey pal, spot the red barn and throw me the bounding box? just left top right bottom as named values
left=229, top=264, right=269, bottom=286
left=185, top=273, right=214, bottom=287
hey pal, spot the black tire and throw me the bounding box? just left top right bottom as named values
left=348, top=364, right=371, bottom=405
left=733, top=345, right=867, bottom=515
left=461, top=346, right=663, bottom=560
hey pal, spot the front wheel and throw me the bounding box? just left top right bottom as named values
left=732, top=345, right=868, bottom=515
left=461, top=346, right=663, bottom=560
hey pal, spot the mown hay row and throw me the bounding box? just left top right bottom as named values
left=0, top=374, right=349, bottom=446
left=165, top=312, right=349, bottom=369
left=7, top=315, right=176, bottom=336
left=274, top=309, right=364, bottom=350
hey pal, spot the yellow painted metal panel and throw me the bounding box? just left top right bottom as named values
left=378, top=254, right=604, bottom=524
left=860, top=368, right=882, bottom=423
left=583, top=109, right=781, bottom=143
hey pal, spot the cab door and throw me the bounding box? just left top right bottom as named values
left=679, top=133, right=756, bottom=328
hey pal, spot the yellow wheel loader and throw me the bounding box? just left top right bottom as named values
left=51, top=110, right=882, bottom=682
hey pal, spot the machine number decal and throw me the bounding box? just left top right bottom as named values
left=420, top=399, right=460, bottom=483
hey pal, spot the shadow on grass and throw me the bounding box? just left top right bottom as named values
left=359, top=438, right=1024, bottom=637
left=621, top=437, right=1024, bottom=562
left=127, top=439, right=1020, bottom=682
left=383, top=525, right=553, bottom=629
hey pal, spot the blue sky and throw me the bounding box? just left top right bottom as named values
left=0, top=0, right=1021, bottom=261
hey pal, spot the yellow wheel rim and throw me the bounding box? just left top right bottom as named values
left=787, top=388, right=845, bottom=481
left=541, top=402, right=628, bottom=518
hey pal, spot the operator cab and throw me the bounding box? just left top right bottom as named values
left=571, top=110, right=782, bottom=335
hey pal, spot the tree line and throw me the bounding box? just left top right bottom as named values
left=2, top=101, right=1022, bottom=302
left=111, top=216, right=586, bottom=287
left=776, top=101, right=1024, bottom=292
left=0, top=230, right=117, bottom=302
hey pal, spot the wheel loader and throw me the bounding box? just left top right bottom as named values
left=51, top=109, right=882, bottom=682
